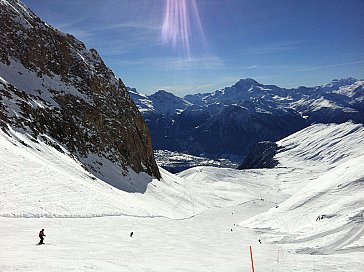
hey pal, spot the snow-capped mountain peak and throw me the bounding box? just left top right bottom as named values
left=232, top=77, right=259, bottom=89
left=131, top=77, right=364, bottom=160
left=129, top=88, right=191, bottom=116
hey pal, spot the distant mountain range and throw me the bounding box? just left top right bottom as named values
left=129, top=77, right=364, bottom=160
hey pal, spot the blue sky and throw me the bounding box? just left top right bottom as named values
left=23, top=0, right=364, bottom=95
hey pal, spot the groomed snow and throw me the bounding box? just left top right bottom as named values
left=0, top=122, right=363, bottom=271
left=0, top=127, right=212, bottom=219
left=242, top=122, right=364, bottom=255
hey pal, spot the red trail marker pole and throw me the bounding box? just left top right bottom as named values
left=249, top=245, right=255, bottom=272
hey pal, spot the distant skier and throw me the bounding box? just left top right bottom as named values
left=316, top=215, right=321, bottom=221
left=130, top=231, right=133, bottom=238
left=38, top=229, right=46, bottom=245
left=258, top=239, right=262, bottom=244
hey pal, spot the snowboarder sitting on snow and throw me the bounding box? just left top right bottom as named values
left=38, top=229, right=46, bottom=245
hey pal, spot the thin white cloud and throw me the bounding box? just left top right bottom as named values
left=48, top=18, right=95, bottom=40
left=82, top=28, right=163, bottom=56
left=61, top=28, right=93, bottom=40
left=151, top=83, right=205, bottom=94
left=92, top=21, right=161, bottom=32
left=154, top=82, right=219, bottom=95
left=300, top=60, right=364, bottom=72
left=242, top=41, right=304, bottom=55
left=150, top=75, right=245, bottom=95
left=114, top=55, right=225, bottom=70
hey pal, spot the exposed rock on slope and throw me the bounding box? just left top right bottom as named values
left=0, top=0, right=160, bottom=188
left=237, top=141, right=278, bottom=169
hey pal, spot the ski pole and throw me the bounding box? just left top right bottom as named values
left=250, top=245, right=255, bottom=272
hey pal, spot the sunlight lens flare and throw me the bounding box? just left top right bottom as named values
left=161, top=0, right=206, bottom=56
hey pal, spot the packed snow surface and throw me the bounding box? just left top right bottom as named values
left=242, top=122, right=364, bottom=255
left=1, top=122, right=364, bottom=271
left=0, top=127, right=215, bottom=219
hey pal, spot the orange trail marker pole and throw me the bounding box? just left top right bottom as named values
left=250, top=245, right=255, bottom=272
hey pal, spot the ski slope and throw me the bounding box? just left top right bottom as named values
left=1, top=122, right=364, bottom=271
left=242, top=122, right=364, bottom=255
left=0, top=127, right=228, bottom=219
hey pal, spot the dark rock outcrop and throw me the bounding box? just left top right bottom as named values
left=237, top=141, right=279, bottom=169
left=0, top=0, right=160, bottom=188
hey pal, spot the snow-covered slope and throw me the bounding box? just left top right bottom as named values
left=0, top=127, right=256, bottom=219
left=128, top=88, right=191, bottom=116
left=148, top=90, right=192, bottom=115
left=127, top=87, right=154, bottom=113
left=242, top=122, right=364, bottom=254
left=0, top=128, right=187, bottom=218
left=1, top=122, right=363, bottom=271
left=276, top=122, right=364, bottom=194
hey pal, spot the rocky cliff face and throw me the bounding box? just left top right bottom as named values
left=237, top=141, right=279, bottom=169
left=0, top=0, right=160, bottom=187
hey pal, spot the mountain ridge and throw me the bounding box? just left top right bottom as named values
left=130, top=77, right=364, bottom=160
left=0, top=0, right=161, bottom=188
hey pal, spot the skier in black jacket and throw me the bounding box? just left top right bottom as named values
left=38, top=229, right=46, bottom=245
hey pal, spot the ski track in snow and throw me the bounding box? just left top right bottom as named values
left=0, top=122, right=364, bottom=271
